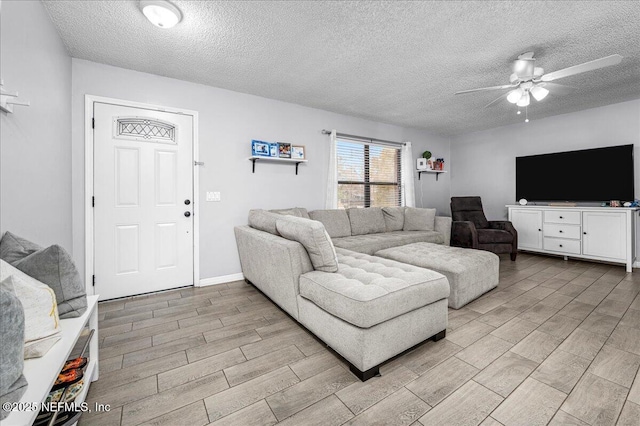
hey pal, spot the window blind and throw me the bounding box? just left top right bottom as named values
left=336, top=138, right=402, bottom=208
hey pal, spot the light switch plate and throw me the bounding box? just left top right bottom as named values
left=206, top=192, right=221, bottom=202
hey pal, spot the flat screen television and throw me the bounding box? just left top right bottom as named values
left=516, top=145, right=634, bottom=202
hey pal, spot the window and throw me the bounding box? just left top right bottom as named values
left=337, top=139, right=402, bottom=208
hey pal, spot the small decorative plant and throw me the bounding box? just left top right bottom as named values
left=422, top=151, right=432, bottom=160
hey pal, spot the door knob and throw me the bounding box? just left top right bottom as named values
left=184, top=211, right=191, bottom=217
left=184, top=199, right=191, bottom=205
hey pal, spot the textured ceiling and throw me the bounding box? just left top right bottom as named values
left=42, top=1, right=640, bottom=136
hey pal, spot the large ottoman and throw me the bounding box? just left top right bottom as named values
left=375, top=242, right=499, bottom=309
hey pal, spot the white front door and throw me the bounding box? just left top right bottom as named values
left=93, top=102, right=194, bottom=300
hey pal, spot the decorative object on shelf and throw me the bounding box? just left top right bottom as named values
left=0, top=80, right=30, bottom=114
left=292, top=145, right=305, bottom=159
left=251, top=140, right=271, bottom=157
left=610, top=200, right=621, bottom=207
left=269, top=143, right=278, bottom=157
left=624, top=202, right=632, bottom=207
left=433, top=158, right=445, bottom=171
left=417, top=158, right=427, bottom=170
left=519, top=198, right=528, bottom=206
left=422, top=150, right=433, bottom=169
left=278, top=142, right=292, bottom=158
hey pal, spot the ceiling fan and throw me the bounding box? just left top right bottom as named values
left=455, top=52, right=623, bottom=109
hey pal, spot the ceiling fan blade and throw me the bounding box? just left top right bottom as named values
left=455, top=84, right=515, bottom=95
left=541, top=54, right=623, bottom=82
left=484, top=92, right=510, bottom=108
left=540, top=82, right=576, bottom=96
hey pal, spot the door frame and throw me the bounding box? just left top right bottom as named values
left=84, top=95, right=200, bottom=297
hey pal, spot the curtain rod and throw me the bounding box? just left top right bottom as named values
left=321, top=129, right=406, bottom=146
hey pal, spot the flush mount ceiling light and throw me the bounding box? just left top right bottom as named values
left=140, top=0, right=182, bottom=28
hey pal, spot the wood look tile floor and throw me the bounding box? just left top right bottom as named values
left=81, top=253, right=640, bottom=426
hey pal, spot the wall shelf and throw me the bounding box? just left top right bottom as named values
left=249, top=156, right=308, bottom=175
left=417, top=170, right=447, bottom=181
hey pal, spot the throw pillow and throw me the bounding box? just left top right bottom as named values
left=347, top=207, right=386, bottom=235
left=0, top=262, right=62, bottom=358
left=382, top=207, right=406, bottom=232
left=0, top=231, right=42, bottom=264
left=248, top=209, right=282, bottom=235
left=308, top=209, right=352, bottom=238
left=403, top=207, right=436, bottom=231
left=0, top=284, right=27, bottom=420
left=13, top=245, right=87, bottom=319
left=269, top=207, right=311, bottom=219
left=276, top=216, right=338, bottom=273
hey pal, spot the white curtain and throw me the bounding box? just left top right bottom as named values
left=401, top=141, right=416, bottom=207
left=325, top=130, right=338, bottom=209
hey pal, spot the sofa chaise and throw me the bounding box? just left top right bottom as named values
left=235, top=206, right=451, bottom=380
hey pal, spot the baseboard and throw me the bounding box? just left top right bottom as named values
left=198, top=273, right=245, bottom=287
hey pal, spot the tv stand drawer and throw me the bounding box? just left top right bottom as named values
left=543, top=237, right=581, bottom=254
left=544, top=224, right=581, bottom=240
left=544, top=210, right=581, bottom=225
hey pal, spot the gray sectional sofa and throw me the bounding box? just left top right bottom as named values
left=235, top=206, right=452, bottom=380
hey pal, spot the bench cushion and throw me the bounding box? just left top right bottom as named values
left=299, top=248, right=449, bottom=328
left=332, top=231, right=444, bottom=255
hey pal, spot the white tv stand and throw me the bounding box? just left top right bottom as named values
left=507, top=205, right=638, bottom=272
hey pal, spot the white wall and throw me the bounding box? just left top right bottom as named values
left=71, top=59, right=450, bottom=281
left=451, top=99, right=640, bottom=220
left=0, top=0, right=72, bottom=250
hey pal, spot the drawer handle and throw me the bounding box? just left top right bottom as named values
left=559, top=230, right=563, bottom=233
left=538, top=229, right=542, bottom=232
left=559, top=244, right=563, bottom=247
left=583, top=232, right=587, bottom=235
left=559, top=216, right=563, bottom=219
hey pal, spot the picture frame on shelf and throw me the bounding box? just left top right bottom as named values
left=251, top=140, right=271, bottom=157
left=278, top=142, right=292, bottom=158
left=292, top=145, right=305, bottom=159
left=269, top=143, right=278, bottom=157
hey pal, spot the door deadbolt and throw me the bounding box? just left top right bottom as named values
left=184, top=211, right=191, bottom=217
left=184, top=199, right=191, bottom=205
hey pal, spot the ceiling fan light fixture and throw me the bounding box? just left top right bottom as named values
left=516, top=91, right=530, bottom=107
left=531, top=85, right=549, bottom=101
left=507, top=88, right=523, bottom=104
left=140, top=0, right=182, bottom=28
